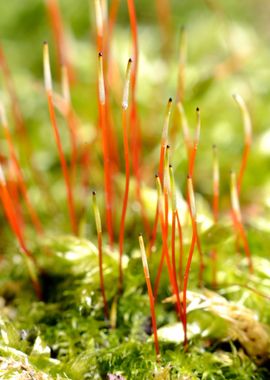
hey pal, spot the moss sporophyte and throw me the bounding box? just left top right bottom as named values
left=0, top=0, right=269, bottom=379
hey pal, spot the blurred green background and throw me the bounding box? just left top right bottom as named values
left=0, top=0, right=270, bottom=232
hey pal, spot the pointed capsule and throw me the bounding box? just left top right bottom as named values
left=43, top=42, right=53, bottom=92
left=230, top=171, right=241, bottom=221
left=92, top=191, right=102, bottom=234
left=161, top=97, right=173, bottom=143
left=139, top=234, right=149, bottom=278
left=232, top=94, right=252, bottom=145
left=122, top=58, right=132, bottom=110
left=98, top=52, right=106, bottom=105
left=187, top=176, right=196, bottom=219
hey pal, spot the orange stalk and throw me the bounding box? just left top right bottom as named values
left=45, top=0, right=75, bottom=83
left=154, top=175, right=183, bottom=324
left=153, top=146, right=171, bottom=295
left=155, top=0, right=172, bottom=53
left=60, top=65, right=78, bottom=182
left=43, top=42, right=77, bottom=235
left=7, top=161, right=25, bottom=232
left=232, top=94, right=252, bottom=194
left=108, top=0, right=120, bottom=40
left=212, top=145, right=219, bottom=223
left=0, top=165, right=42, bottom=299
left=169, top=165, right=184, bottom=289
left=118, top=58, right=132, bottom=290
left=139, top=234, right=160, bottom=359
left=182, top=176, right=197, bottom=348
left=230, top=171, right=253, bottom=273
left=94, top=0, right=119, bottom=170
left=126, top=0, right=150, bottom=236
left=211, top=145, right=219, bottom=287
left=98, top=52, right=114, bottom=247
left=177, top=102, right=192, bottom=161
left=0, top=103, right=43, bottom=235
left=185, top=108, right=204, bottom=286
left=149, top=99, right=173, bottom=253
left=188, top=107, right=200, bottom=177
left=176, top=27, right=187, bottom=103
left=0, top=43, right=28, bottom=139
left=92, top=191, right=109, bottom=320
left=127, top=0, right=140, bottom=166
left=176, top=209, right=184, bottom=289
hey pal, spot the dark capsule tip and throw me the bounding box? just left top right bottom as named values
left=187, top=174, right=191, bottom=179
left=43, top=40, right=48, bottom=45
left=169, top=97, right=173, bottom=103
left=138, top=233, right=143, bottom=237
left=155, top=173, right=159, bottom=178
left=196, top=107, right=200, bottom=112
left=98, top=52, right=103, bottom=57
left=169, top=164, right=172, bottom=168
left=92, top=190, right=96, bottom=196
left=128, top=58, right=132, bottom=63
left=166, top=144, right=170, bottom=149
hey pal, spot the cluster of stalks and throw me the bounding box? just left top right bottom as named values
left=0, top=0, right=254, bottom=360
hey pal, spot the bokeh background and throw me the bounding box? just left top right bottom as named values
left=0, top=0, right=270, bottom=232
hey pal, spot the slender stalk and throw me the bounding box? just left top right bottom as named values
left=153, top=144, right=171, bottom=298
left=176, top=27, right=187, bottom=103
left=7, top=161, right=25, bottom=232
left=182, top=176, right=197, bottom=348
left=98, top=52, right=114, bottom=247
left=176, top=209, right=184, bottom=289
left=149, top=98, right=173, bottom=253
left=232, top=94, right=252, bottom=194
left=169, top=165, right=184, bottom=289
left=177, top=102, right=192, bottom=161
left=108, top=0, right=120, bottom=43
left=188, top=107, right=201, bottom=177
left=212, top=145, right=219, bottom=223
left=61, top=65, right=78, bottom=182
left=127, top=0, right=150, bottom=236
left=94, top=0, right=105, bottom=53
left=154, top=175, right=183, bottom=324
left=0, top=103, right=43, bottom=235
left=185, top=107, right=204, bottom=286
left=211, top=145, right=219, bottom=287
left=0, top=44, right=55, bottom=210
left=230, top=171, right=253, bottom=273
left=46, top=0, right=75, bottom=83
left=139, top=234, right=160, bottom=359
left=0, top=44, right=28, bottom=139
left=155, top=0, right=172, bottom=53
left=0, top=165, right=41, bottom=299
left=118, top=58, right=132, bottom=291
left=92, top=191, right=109, bottom=319
left=43, top=42, right=77, bottom=235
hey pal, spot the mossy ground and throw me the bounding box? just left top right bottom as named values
left=0, top=1, right=270, bottom=379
